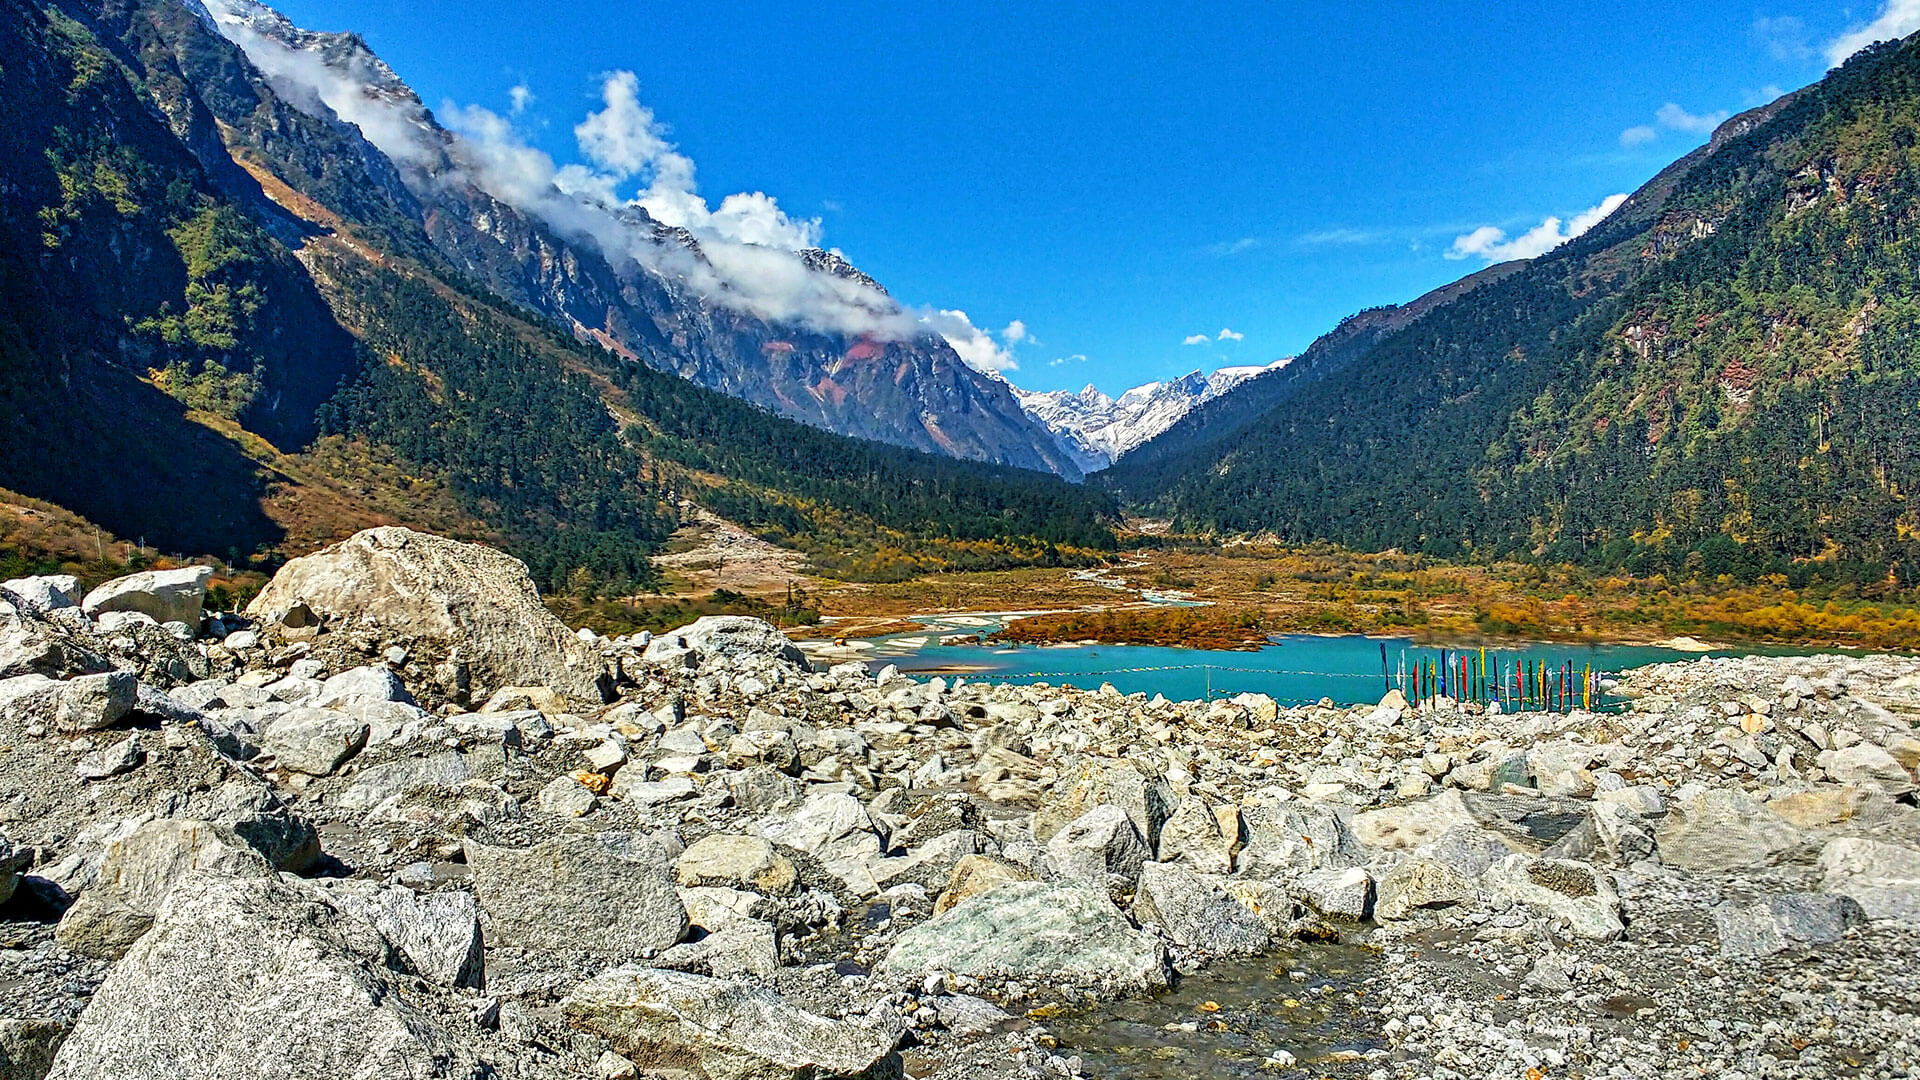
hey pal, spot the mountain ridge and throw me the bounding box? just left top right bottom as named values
left=1011, top=361, right=1288, bottom=472
left=0, top=0, right=1118, bottom=590
left=192, top=0, right=1082, bottom=478
left=1108, top=43, right=1920, bottom=586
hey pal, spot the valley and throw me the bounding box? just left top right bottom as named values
left=4, top=1, right=1920, bottom=1078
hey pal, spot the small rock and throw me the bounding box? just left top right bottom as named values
left=55, top=671, right=137, bottom=733
left=1714, top=893, right=1867, bottom=957
left=564, top=968, right=899, bottom=1080
left=537, top=774, right=599, bottom=817
left=74, top=733, right=143, bottom=781
left=1374, top=858, right=1472, bottom=921
left=674, top=834, right=798, bottom=896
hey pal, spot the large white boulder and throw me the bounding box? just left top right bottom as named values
left=0, top=574, right=80, bottom=615
left=82, top=567, right=212, bottom=627
left=246, top=527, right=610, bottom=703
left=642, top=615, right=809, bottom=672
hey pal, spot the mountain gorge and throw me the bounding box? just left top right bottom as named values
left=0, top=0, right=1115, bottom=589
left=1111, top=38, right=1920, bottom=588
left=1011, top=362, right=1285, bottom=472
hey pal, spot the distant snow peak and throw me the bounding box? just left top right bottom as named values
left=1012, top=358, right=1289, bottom=471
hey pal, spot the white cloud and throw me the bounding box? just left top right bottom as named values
left=507, top=83, right=534, bottom=115
left=1619, top=102, right=1733, bottom=148
left=1183, top=334, right=1212, bottom=345
left=1447, top=193, right=1629, bottom=262
left=1751, top=15, right=1814, bottom=62
left=1827, top=0, right=1920, bottom=65
left=1655, top=102, right=1729, bottom=135
left=1050, top=353, right=1088, bottom=367
left=1215, top=327, right=1244, bottom=342
left=567, top=71, right=821, bottom=250
left=202, top=0, right=441, bottom=168
left=935, top=310, right=1023, bottom=373
left=203, top=7, right=1021, bottom=354
left=1299, top=227, right=1389, bottom=246
left=1204, top=237, right=1261, bottom=256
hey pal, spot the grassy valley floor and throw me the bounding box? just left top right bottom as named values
left=627, top=534, right=1920, bottom=653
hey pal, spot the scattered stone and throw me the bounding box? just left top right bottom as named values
left=932, top=854, right=1033, bottom=916
left=331, top=884, right=485, bottom=989
left=73, top=733, right=143, bottom=781
left=1714, top=893, right=1868, bottom=957
left=1374, top=858, right=1473, bottom=920
left=564, top=968, right=900, bottom=1080
left=1816, top=743, right=1916, bottom=797
left=1656, top=789, right=1803, bottom=871
left=1, top=574, right=80, bottom=614
left=1031, top=761, right=1174, bottom=848
left=537, top=773, right=599, bottom=817
left=1294, top=866, right=1373, bottom=920
left=884, top=879, right=1170, bottom=992
left=1044, top=803, right=1149, bottom=891
left=1155, top=795, right=1235, bottom=874
left=310, top=666, right=414, bottom=710
left=1131, top=862, right=1269, bottom=954
left=0, top=1018, right=67, bottom=1080
left=54, top=671, right=136, bottom=733
left=259, top=709, right=369, bottom=776
left=464, top=835, right=686, bottom=960
left=1818, top=837, right=1920, bottom=920
left=0, top=835, right=27, bottom=906
left=674, top=834, right=799, bottom=896
left=1483, top=856, right=1624, bottom=941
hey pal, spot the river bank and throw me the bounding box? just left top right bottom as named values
left=778, top=545, right=1920, bottom=654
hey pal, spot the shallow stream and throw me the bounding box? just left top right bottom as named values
left=1045, top=944, right=1384, bottom=1078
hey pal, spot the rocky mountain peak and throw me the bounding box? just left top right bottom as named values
left=799, top=249, right=887, bottom=294
left=1014, top=359, right=1288, bottom=472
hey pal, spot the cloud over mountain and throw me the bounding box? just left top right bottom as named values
left=1447, top=193, right=1627, bottom=262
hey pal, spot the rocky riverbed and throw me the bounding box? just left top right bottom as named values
left=1, top=526, right=1916, bottom=1079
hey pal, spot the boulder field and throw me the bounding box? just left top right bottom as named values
left=0, top=526, right=1915, bottom=1079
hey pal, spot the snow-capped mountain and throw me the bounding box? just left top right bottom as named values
left=1012, top=360, right=1290, bottom=472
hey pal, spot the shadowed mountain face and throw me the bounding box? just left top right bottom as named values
left=1110, top=40, right=1920, bottom=585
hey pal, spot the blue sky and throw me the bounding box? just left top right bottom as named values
left=272, top=0, right=1907, bottom=393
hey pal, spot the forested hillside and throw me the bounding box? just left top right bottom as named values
left=1113, top=261, right=1527, bottom=474
left=1113, top=37, right=1920, bottom=590
left=0, top=0, right=1117, bottom=591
